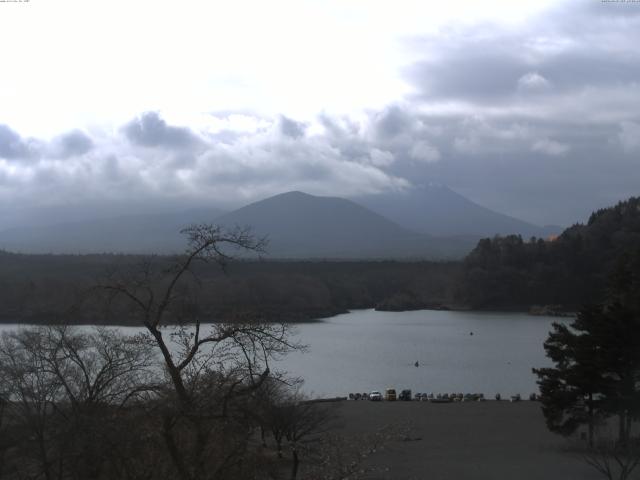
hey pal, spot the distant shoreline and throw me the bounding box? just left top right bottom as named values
left=0, top=306, right=575, bottom=327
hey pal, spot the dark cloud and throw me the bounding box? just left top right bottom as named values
left=374, top=105, right=414, bottom=139
left=374, top=112, right=640, bottom=225
left=279, top=115, right=306, bottom=139
left=2, top=1, right=640, bottom=230
left=406, top=49, right=526, bottom=102
left=374, top=0, right=640, bottom=224
left=0, top=103, right=636, bottom=229
left=405, top=1, right=640, bottom=104
left=54, top=130, right=94, bottom=158
left=123, top=112, right=202, bottom=149
left=0, top=124, right=33, bottom=160
left=407, top=44, right=640, bottom=103
left=540, top=52, right=640, bottom=90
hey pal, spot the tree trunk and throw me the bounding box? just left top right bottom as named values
left=162, top=414, right=192, bottom=480
left=618, top=412, right=629, bottom=446
left=37, top=430, right=53, bottom=480
left=290, top=448, right=299, bottom=480
left=588, top=393, right=594, bottom=448
left=148, top=327, right=190, bottom=406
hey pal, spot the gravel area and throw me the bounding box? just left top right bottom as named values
left=331, top=400, right=603, bottom=480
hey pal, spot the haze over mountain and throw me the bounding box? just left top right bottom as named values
left=0, top=191, right=478, bottom=259
left=213, top=191, right=472, bottom=259
left=355, top=184, right=562, bottom=239
left=0, top=208, right=225, bottom=254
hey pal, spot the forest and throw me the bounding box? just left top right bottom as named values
left=0, top=196, right=638, bottom=325
left=455, top=197, right=640, bottom=310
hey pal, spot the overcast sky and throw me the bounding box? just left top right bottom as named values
left=1, top=0, right=639, bottom=228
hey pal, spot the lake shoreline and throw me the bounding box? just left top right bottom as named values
left=0, top=304, right=574, bottom=327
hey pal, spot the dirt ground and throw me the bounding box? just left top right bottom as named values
left=331, top=400, right=604, bottom=480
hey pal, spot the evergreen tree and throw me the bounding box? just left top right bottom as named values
left=534, top=248, right=640, bottom=445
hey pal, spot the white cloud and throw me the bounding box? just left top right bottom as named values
left=531, top=138, right=570, bottom=156
left=409, top=140, right=441, bottom=163
left=0, top=113, right=412, bottom=226
left=369, top=148, right=395, bottom=167
left=517, top=72, right=551, bottom=91
left=453, top=117, right=532, bottom=155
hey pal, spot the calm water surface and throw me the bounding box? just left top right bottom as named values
left=277, top=309, right=564, bottom=397
left=0, top=309, right=566, bottom=398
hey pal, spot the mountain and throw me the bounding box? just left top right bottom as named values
left=355, top=184, right=562, bottom=238
left=0, top=208, right=225, bottom=254
left=213, top=191, right=473, bottom=259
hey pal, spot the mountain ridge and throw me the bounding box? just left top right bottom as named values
left=0, top=187, right=562, bottom=257
left=354, top=184, right=562, bottom=238
left=212, top=191, right=472, bottom=259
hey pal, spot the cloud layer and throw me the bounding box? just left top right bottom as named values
left=1, top=1, right=639, bottom=229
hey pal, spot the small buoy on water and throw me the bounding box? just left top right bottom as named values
left=470, top=331, right=474, bottom=336
left=414, top=361, right=419, bottom=367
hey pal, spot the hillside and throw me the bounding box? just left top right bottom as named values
left=455, top=196, right=640, bottom=309
left=0, top=191, right=479, bottom=259
left=213, top=191, right=473, bottom=259
left=355, top=184, right=562, bottom=238
left=0, top=208, right=225, bottom=254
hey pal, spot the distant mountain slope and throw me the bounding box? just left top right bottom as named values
left=0, top=208, right=225, bottom=254
left=355, top=184, right=562, bottom=238
left=214, top=191, right=473, bottom=259
left=1, top=190, right=500, bottom=258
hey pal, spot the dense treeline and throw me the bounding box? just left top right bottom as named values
left=455, top=197, right=640, bottom=310
left=0, top=252, right=459, bottom=325
left=1, top=196, right=638, bottom=322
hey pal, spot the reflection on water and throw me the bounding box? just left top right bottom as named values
left=0, top=309, right=566, bottom=398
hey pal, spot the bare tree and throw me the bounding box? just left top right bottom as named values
left=0, top=225, right=302, bottom=480
left=0, top=328, right=64, bottom=480
left=282, top=395, right=336, bottom=480
left=0, top=326, right=158, bottom=480
left=98, top=224, right=301, bottom=480
left=0, top=381, right=8, bottom=478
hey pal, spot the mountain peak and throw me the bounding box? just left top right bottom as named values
left=354, top=184, right=563, bottom=238
left=211, top=190, right=472, bottom=259
left=274, top=190, right=313, bottom=199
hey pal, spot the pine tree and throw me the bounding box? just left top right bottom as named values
left=534, top=248, right=640, bottom=446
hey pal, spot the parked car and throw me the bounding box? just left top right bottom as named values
left=385, top=388, right=397, bottom=401
left=399, top=389, right=412, bottom=401
left=369, top=391, right=382, bottom=401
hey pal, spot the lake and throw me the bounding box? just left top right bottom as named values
left=0, top=309, right=566, bottom=398
left=276, top=309, right=566, bottom=397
